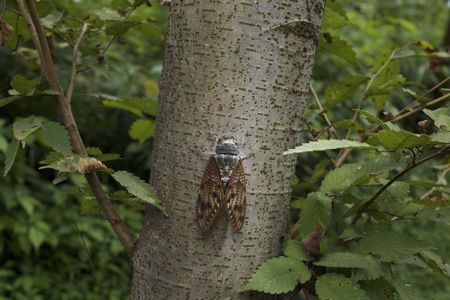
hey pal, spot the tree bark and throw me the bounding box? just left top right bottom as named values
left=131, top=1, right=324, bottom=299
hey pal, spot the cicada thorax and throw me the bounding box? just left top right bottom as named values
left=215, top=153, right=239, bottom=188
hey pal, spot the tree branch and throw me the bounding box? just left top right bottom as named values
left=18, top=0, right=135, bottom=256
left=351, top=145, right=450, bottom=225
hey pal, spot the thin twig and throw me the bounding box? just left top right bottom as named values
left=19, top=0, right=135, bottom=256
left=390, top=93, right=450, bottom=124
left=73, top=222, right=105, bottom=300
left=420, top=167, right=449, bottom=199
left=351, top=146, right=450, bottom=225
left=309, top=83, right=340, bottom=139
left=66, top=23, right=88, bottom=103
left=424, top=75, right=450, bottom=96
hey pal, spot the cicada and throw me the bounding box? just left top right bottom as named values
left=196, top=135, right=246, bottom=232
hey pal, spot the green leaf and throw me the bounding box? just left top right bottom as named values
left=86, top=147, right=121, bottom=162
left=417, top=207, right=450, bottom=226
left=0, top=96, right=21, bottom=108
left=129, top=119, right=155, bottom=143
left=283, top=239, right=313, bottom=262
left=39, top=155, right=81, bottom=173
left=356, top=109, right=393, bottom=130
left=368, top=130, right=431, bottom=149
left=102, top=97, right=157, bottom=117
left=424, top=107, right=450, bottom=131
left=321, top=7, right=354, bottom=30
left=314, top=252, right=383, bottom=279
left=111, top=171, right=165, bottom=214
left=324, top=75, right=368, bottom=107
left=320, top=163, right=360, bottom=194
left=28, top=223, right=49, bottom=250
left=366, top=60, right=405, bottom=96
left=335, top=119, right=364, bottom=131
left=320, top=33, right=359, bottom=67
left=105, top=21, right=141, bottom=35
left=12, top=116, right=43, bottom=141
left=419, top=251, right=450, bottom=280
left=393, top=281, right=422, bottom=300
left=9, top=75, right=40, bottom=95
left=3, top=139, right=19, bottom=176
left=430, top=131, right=450, bottom=144
left=299, top=192, right=332, bottom=238
left=351, top=230, right=431, bottom=262
left=241, top=257, right=311, bottom=294
left=39, top=151, right=65, bottom=165
left=284, top=139, right=375, bottom=155
left=316, top=273, right=369, bottom=300
left=360, top=278, right=397, bottom=300
left=40, top=121, right=73, bottom=155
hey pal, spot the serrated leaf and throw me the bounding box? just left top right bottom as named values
left=316, top=273, right=369, bottom=300
left=40, top=121, right=72, bottom=155
left=129, top=119, right=155, bottom=143
left=12, top=116, right=43, bottom=141
left=320, top=163, right=360, bottom=194
left=3, top=139, right=19, bottom=176
left=320, top=33, right=359, bottom=67
left=351, top=230, right=431, bottom=262
left=299, top=192, right=331, bottom=238
left=284, top=139, right=374, bottom=155
left=355, top=109, right=393, bottom=130
left=102, top=97, right=157, bottom=117
left=324, top=75, right=368, bottom=107
left=424, top=107, right=450, bottom=131
left=314, top=252, right=383, bottom=279
left=10, top=75, right=40, bottom=95
left=241, top=257, right=311, bottom=294
left=283, top=239, right=313, bottom=262
left=368, top=130, right=431, bottom=149
left=322, top=7, right=354, bottom=30
left=111, top=171, right=165, bottom=213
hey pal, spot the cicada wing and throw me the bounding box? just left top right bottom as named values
left=225, top=159, right=246, bottom=232
left=196, top=157, right=224, bottom=231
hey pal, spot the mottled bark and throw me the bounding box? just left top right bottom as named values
left=131, top=1, right=324, bottom=299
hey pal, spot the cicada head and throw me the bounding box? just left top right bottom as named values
left=215, top=135, right=239, bottom=155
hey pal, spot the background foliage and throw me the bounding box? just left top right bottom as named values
left=0, top=0, right=449, bottom=299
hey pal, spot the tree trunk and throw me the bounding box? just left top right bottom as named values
left=131, top=1, right=324, bottom=299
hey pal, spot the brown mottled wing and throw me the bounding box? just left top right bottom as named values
left=225, top=159, right=246, bottom=232
left=196, top=157, right=224, bottom=231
